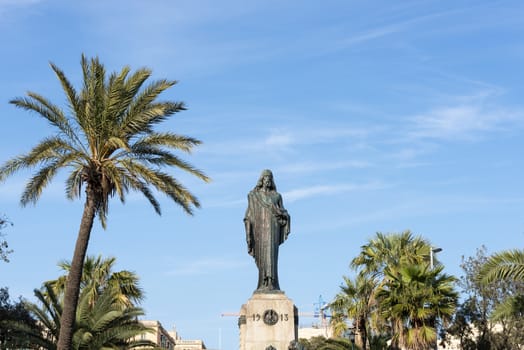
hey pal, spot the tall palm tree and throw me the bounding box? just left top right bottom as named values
left=0, top=55, right=210, bottom=350
left=350, top=232, right=456, bottom=349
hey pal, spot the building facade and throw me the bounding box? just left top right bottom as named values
left=138, top=320, right=206, bottom=350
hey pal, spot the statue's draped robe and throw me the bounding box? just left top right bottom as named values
left=244, top=189, right=290, bottom=291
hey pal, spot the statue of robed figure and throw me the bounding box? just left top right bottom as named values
left=244, top=169, right=291, bottom=292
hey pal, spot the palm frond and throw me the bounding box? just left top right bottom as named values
left=103, top=66, right=132, bottom=126
left=491, top=294, right=524, bottom=321
left=1, top=317, right=55, bottom=350
left=101, top=136, right=131, bottom=158
left=32, top=285, right=62, bottom=334
left=98, top=161, right=128, bottom=203
left=120, top=160, right=199, bottom=214
left=65, top=165, right=84, bottom=200
left=480, top=249, right=524, bottom=284
left=0, top=137, right=78, bottom=185
left=9, top=93, right=83, bottom=150
left=121, top=78, right=179, bottom=134
left=49, top=61, right=82, bottom=133
left=133, top=132, right=202, bottom=152
left=20, top=152, right=80, bottom=206
left=122, top=174, right=161, bottom=214
left=126, top=101, right=186, bottom=137
left=129, top=144, right=210, bottom=182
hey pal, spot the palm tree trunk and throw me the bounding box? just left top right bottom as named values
left=57, top=189, right=97, bottom=350
left=359, top=317, right=368, bottom=350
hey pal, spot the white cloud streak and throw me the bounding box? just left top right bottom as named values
left=298, top=194, right=524, bottom=235
left=200, top=125, right=375, bottom=157
left=166, top=257, right=248, bottom=276
left=284, top=181, right=387, bottom=203
left=279, top=160, right=372, bottom=174
left=409, top=104, right=523, bottom=141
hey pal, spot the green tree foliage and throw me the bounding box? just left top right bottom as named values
left=48, top=255, right=144, bottom=309
left=0, top=287, right=40, bottom=349
left=480, top=248, right=524, bottom=286
left=335, top=231, right=458, bottom=350
left=331, top=275, right=376, bottom=349
left=298, top=336, right=331, bottom=350
left=5, top=257, right=157, bottom=349
left=351, top=231, right=430, bottom=280
left=6, top=283, right=156, bottom=350
left=298, top=336, right=359, bottom=350
left=377, top=264, right=457, bottom=350
left=0, top=55, right=210, bottom=350
left=318, top=337, right=357, bottom=350
left=445, top=246, right=524, bottom=350
left=0, top=216, right=13, bottom=263
left=479, top=248, right=524, bottom=327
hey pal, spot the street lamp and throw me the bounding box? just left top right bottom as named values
left=430, top=247, right=442, bottom=270
left=430, top=247, right=442, bottom=350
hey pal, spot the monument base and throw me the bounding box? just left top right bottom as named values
left=239, top=292, right=298, bottom=350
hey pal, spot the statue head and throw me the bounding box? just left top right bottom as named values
left=255, top=169, right=277, bottom=191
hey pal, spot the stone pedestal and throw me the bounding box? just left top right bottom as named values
left=239, top=292, right=298, bottom=350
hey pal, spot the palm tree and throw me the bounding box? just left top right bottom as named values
left=48, top=255, right=143, bottom=309
left=0, top=55, right=210, bottom=350
left=377, top=264, right=457, bottom=350
left=349, top=232, right=457, bottom=349
left=350, top=231, right=431, bottom=346
left=330, top=274, right=376, bottom=349
left=8, top=282, right=157, bottom=350
left=351, top=231, right=431, bottom=280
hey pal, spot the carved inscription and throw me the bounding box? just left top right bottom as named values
left=250, top=309, right=290, bottom=326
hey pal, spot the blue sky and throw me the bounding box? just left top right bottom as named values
left=0, top=0, right=523, bottom=349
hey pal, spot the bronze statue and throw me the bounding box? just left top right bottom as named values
left=244, top=169, right=290, bottom=292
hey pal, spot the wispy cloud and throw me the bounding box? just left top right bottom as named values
left=317, top=7, right=470, bottom=56
left=71, top=2, right=278, bottom=77
left=279, top=160, right=372, bottom=174
left=284, top=181, right=387, bottom=203
left=166, top=257, right=248, bottom=276
left=299, top=194, right=524, bottom=235
left=337, top=25, right=404, bottom=49
left=408, top=104, right=523, bottom=141
left=264, top=131, right=294, bottom=148
left=204, top=179, right=387, bottom=209
left=200, top=124, right=374, bottom=158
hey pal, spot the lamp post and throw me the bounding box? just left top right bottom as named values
left=430, top=247, right=442, bottom=270
left=430, top=247, right=442, bottom=350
